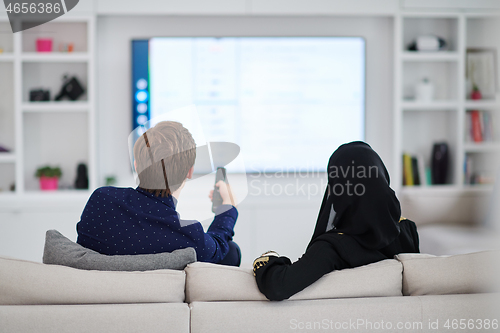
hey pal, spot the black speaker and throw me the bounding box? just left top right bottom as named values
left=75, top=163, right=89, bottom=189
left=55, top=76, right=85, bottom=101
left=431, top=142, right=449, bottom=185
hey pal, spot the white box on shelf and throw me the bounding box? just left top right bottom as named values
left=402, top=16, right=459, bottom=52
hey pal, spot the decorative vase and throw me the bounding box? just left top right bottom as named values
left=36, top=38, right=52, bottom=52
left=431, top=143, right=449, bottom=185
left=471, top=85, right=482, bottom=100
left=415, top=77, right=434, bottom=102
left=39, top=176, right=58, bottom=191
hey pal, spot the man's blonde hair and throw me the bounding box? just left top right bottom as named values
left=133, top=121, right=196, bottom=197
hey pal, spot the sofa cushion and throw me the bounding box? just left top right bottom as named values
left=185, top=259, right=403, bottom=302
left=0, top=255, right=186, bottom=305
left=0, top=303, right=191, bottom=333
left=395, top=251, right=500, bottom=296
left=189, top=294, right=497, bottom=333
left=43, top=229, right=196, bottom=271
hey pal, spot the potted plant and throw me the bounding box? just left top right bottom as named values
left=471, top=83, right=482, bottom=100
left=35, top=166, right=62, bottom=191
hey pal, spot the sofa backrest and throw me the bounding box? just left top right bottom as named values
left=3, top=250, right=498, bottom=306
left=395, top=251, right=500, bottom=296
left=0, top=255, right=186, bottom=305
left=185, top=259, right=403, bottom=302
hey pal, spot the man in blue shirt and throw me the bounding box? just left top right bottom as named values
left=77, top=121, right=240, bottom=265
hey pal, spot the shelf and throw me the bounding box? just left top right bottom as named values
left=464, top=142, right=500, bottom=152
left=401, top=100, right=458, bottom=110
left=402, top=61, right=459, bottom=100
left=22, top=62, right=88, bottom=103
left=400, top=185, right=460, bottom=195
left=400, top=184, right=493, bottom=195
left=461, top=185, right=495, bottom=192
left=0, top=153, right=15, bottom=163
left=22, top=102, right=89, bottom=113
left=2, top=53, right=91, bottom=63
left=21, top=52, right=89, bottom=62
left=401, top=51, right=459, bottom=62
left=464, top=100, right=500, bottom=109
left=0, top=190, right=92, bottom=210
left=402, top=13, right=461, bottom=19
left=21, top=190, right=92, bottom=198
left=0, top=54, right=14, bottom=62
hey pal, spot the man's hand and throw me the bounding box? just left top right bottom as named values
left=209, top=180, right=236, bottom=206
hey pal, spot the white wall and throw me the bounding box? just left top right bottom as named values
left=95, top=15, right=394, bottom=264
left=0, top=200, right=87, bottom=262
left=0, top=13, right=493, bottom=264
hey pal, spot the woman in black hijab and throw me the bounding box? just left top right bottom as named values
left=253, top=141, right=419, bottom=301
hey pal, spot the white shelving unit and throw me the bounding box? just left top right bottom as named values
left=394, top=11, right=500, bottom=194
left=0, top=16, right=96, bottom=198
left=0, top=20, right=15, bottom=194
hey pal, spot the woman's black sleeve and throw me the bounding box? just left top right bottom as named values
left=253, top=241, right=348, bottom=301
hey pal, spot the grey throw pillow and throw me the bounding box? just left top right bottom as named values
left=43, top=230, right=197, bottom=271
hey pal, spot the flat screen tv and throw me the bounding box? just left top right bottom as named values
left=132, top=37, right=365, bottom=172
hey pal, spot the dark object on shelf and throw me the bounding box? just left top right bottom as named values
left=408, top=36, right=447, bottom=51
left=0, top=145, right=10, bottom=152
left=29, top=89, right=50, bottom=101
left=9, top=183, right=15, bottom=192
left=431, top=143, right=449, bottom=185
left=75, top=163, right=89, bottom=189
left=411, top=157, right=420, bottom=185
left=55, top=76, right=85, bottom=101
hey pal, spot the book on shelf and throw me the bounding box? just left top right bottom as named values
left=402, top=153, right=428, bottom=186
left=466, top=110, right=494, bottom=143
left=416, top=154, right=427, bottom=187
left=411, top=157, right=420, bottom=185
left=463, top=154, right=473, bottom=185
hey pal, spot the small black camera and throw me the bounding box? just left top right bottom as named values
left=29, top=89, right=50, bottom=101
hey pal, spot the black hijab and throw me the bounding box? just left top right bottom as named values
left=308, top=141, right=402, bottom=251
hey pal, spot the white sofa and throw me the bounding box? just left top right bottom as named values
left=1, top=251, right=499, bottom=333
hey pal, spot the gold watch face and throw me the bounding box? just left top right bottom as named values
left=252, top=256, right=270, bottom=276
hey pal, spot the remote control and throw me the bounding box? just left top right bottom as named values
left=212, top=167, right=227, bottom=213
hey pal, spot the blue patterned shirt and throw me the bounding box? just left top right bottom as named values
left=76, top=186, right=238, bottom=263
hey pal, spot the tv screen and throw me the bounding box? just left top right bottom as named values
left=132, top=37, right=365, bottom=172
